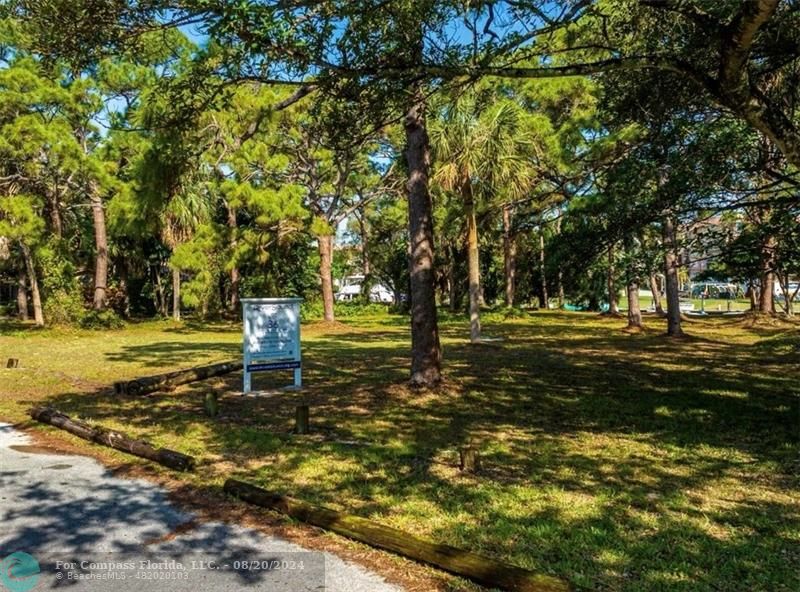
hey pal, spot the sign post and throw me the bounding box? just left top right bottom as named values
left=242, top=298, right=303, bottom=394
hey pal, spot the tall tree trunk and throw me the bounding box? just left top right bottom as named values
left=20, top=242, right=44, bottom=326
left=758, top=234, right=776, bottom=314
left=539, top=231, right=548, bottom=309
left=627, top=278, right=643, bottom=329
left=607, top=245, right=619, bottom=314
left=464, top=178, right=481, bottom=342
left=502, top=204, right=516, bottom=307
left=649, top=274, right=664, bottom=315
left=663, top=217, right=684, bottom=337
left=318, top=233, right=335, bottom=322
left=16, top=267, right=28, bottom=321
left=90, top=190, right=108, bottom=311
left=172, top=267, right=181, bottom=322
left=405, top=83, right=442, bottom=386
left=227, top=204, right=240, bottom=313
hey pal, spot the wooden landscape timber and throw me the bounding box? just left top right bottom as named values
left=114, top=360, right=243, bottom=396
left=29, top=406, right=196, bottom=471
left=224, top=479, right=569, bottom=592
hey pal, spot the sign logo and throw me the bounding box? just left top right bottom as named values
left=0, top=552, right=40, bottom=592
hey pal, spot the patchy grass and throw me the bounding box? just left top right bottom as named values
left=1, top=311, right=798, bottom=591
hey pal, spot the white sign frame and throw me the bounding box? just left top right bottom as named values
left=242, top=298, right=303, bottom=394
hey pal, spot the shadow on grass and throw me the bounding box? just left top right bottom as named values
left=28, top=313, right=800, bottom=591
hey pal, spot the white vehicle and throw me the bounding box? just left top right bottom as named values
left=335, top=275, right=395, bottom=304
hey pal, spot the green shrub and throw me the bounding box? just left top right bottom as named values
left=80, top=309, right=125, bottom=329
left=43, top=289, right=85, bottom=326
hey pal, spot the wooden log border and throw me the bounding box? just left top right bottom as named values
left=29, top=407, right=195, bottom=472
left=114, top=360, right=243, bottom=396
left=224, top=479, right=569, bottom=592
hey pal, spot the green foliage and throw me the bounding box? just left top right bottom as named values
left=80, top=309, right=124, bottom=329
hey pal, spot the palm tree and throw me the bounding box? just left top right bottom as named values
left=161, top=183, right=211, bottom=321
left=431, top=92, right=533, bottom=342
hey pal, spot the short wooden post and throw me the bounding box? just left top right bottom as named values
left=295, top=404, right=310, bottom=434
left=460, top=446, right=481, bottom=473
left=6, top=358, right=19, bottom=369
left=204, top=391, right=219, bottom=418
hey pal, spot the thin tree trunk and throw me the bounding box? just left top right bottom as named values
left=539, top=231, right=548, bottom=309
left=758, top=234, right=776, bottom=314
left=607, top=246, right=619, bottom=314
left=318, top=233, right=335, bottom=322
left=20, top=242, right=44, bottom=326
left=16, top=266, right=28, bottom=321
left=117, top=257, right=130, bottom=318
left=405, top=83, right=442, bottom=386
left=663, top=217, right=684, bottom=337
left=227, top=204, right=240, bottom=313
left=748, top=282, right=758, bottom=311
left=464, top=178, right=481, bottom=342
left=90, top=190, right=108, bottom=311
left=502, top=204, right=516, bottom=307
left=172, top=267, right=181, bottom=322
left=627, top=278, right=642, bottom=329
left=153, top=266, right=167, bottom=317
left=649, top=274, right=664, bottom=315
left=555, top=215, right=564, bottom=309
left=358, top=212, right=372, bottom=303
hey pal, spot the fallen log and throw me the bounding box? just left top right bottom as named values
left=224, top=479, right=569, bottom=592
left=114, top=360, right=243, bottom=396
left=29, top=407, right=195, bottom=471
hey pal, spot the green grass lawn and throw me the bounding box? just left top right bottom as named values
left=1, top=311, right=798, bottom=591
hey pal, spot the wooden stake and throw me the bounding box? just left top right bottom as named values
left=460, top=445, right=481, bottom=473
left=224, top=479, right=568, bottom=592
left=204, top=392, right=219, bottom=418
left=29, top=407, right=195, bottom=471
left=295, top=404, right=309, bottom=434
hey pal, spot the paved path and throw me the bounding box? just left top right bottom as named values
left=0, top=423, right=401, bottom=592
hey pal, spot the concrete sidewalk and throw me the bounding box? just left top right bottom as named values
left=0, top=423, right=401, bottom=591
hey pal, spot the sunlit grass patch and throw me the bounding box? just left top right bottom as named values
left=1, top=311, right=798, bottom=591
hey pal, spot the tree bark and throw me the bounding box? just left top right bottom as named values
left=20, top=242, right=44, bottom=326
left=46, top=192, right=63, bottom=238
left=172, top=267, right=181, bottom=322
left=318, top=233, right=336, bottom=322
left=464, top=178, right=481, bottom=342
left=607, top=246, right=619, bottom=314
left=90, top=190, right=109, bottom=311
left=627, top=279, right=642, bottom=329
left=16, top=267, right=28, bottom=321
left=405, top=83, right=442, bottom=386
left=758, top=234, right=776, bottom=314
left=502, top=204, right=516, bottom=307
left=539, top=232, right=548, bottom=309
left=117, top=256, right=130, bottom=318
left=663, top=217, right=684, bottom=337
left=649, top=274, right=664, bottom=315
